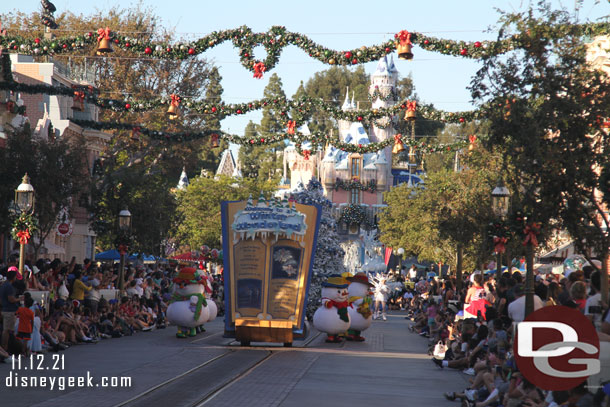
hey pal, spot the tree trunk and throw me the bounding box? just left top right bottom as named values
left=602, top=249, right=609, bottom=308
left=525, top=242, right=535, bottom=317
left=456, top=244, right=464, bottom=292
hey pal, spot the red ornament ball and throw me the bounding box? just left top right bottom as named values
left=244, top=52, right=249, bottom=57
left=345, top=51, right=352, bottom=59
left=423, top=39, right=429, bottom=45
left=474, top=41, right=482, bottom=48
left=248, top=103, right=253, bottom=108
left=352, top=58, right=358, bottom=64
left=236, top=109, right=242, bottom=114
left=144, top=47, right=152, bottom=54
left=385, top=47, right=390, bottom=53
left=125, top=103, right=131, bottom=110
left=114, top=39, right=119, bottom=44
left=357, top=116, right=363, bottom=121
left=260, top=138, right=265, bottom=143
left=34, top=38, right=41, bottom=44
left=460, top=48, right=467, bottom=56
left=211, top=106, right=217, bottom=113
left=188, top=48, right=195, bottom=55
left=459, top=117, right=465, bottom=123
left=249, top=139, right=255, bottom=144
left=166, top=47, right=172, bottom=52
left=62, top=44, right=67, bottom=49
left=125, top=42, right=131, bottom=48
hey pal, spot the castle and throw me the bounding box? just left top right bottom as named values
left=285, top=55, right=406, bottom=234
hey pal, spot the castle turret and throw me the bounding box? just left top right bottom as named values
left=338, top=88, right=354, bottom=136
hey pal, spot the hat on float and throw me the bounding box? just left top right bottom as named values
left=347, top=272, right=374, bottom=287
left=173, top=267, right=205, bottom=285
left=322, top=274, right=349, bottom=288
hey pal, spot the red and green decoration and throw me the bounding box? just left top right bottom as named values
left=11, top=213, right=38, bottom=245
left=334, top=178, right=377, bottom=193
left=114, top=230, right=132, bottom=255
left=2, top=23, right=610, bottom=77
left=487, top=221, right=511, bottom=254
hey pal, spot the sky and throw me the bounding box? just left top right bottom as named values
left=2, top=0, right=609, bottom=137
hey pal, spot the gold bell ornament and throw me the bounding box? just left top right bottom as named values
left=395, top=30, right=414, bottom=60
left=404, top=100, right=417, bottom=122
left=167, top=94, right=181, bottom=120
left=468, top=135, right=477, bottom=152
left=392, top=134, right=406, bottom=155
left=96, top=27, right=113, bottom=53
left=210, top=133, right=220, bottom=148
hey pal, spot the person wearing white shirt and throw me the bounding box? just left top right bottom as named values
left=507, top=285, right=544, bottom=324
left=584, top=271, right=603, bottom=329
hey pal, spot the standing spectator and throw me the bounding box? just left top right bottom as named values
left=409, top=265, right=418, bottom=282
left=16, top=296, right=34, bottom=356
left=507, top=285, right=544, bottom=324
left=584, top=271, right=603, bottom=328
left=465, top=274, right=488, bottom=320
left=85, top=278, right=101, bottom=315
left=570, top=281, right=587, bottom=312
left=1, top=269, right=22, bottom=352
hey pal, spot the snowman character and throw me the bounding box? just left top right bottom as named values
left=166, top=267, right=209, bottom=338
left=204, top=275, right=217, bottom=323
left=313, top=275, right=351, bottom=343
left=346, top=272, right=374, bottom=341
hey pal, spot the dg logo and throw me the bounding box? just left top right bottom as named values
left=514, top=305, right=600, bottom=390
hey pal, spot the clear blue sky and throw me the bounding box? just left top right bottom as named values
left=2, top=0, right=609, bottom=136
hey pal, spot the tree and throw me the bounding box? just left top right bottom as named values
left=173, top=175, right=277, bottom=249
left=0, top=5, right=227, bottom=253
left=0, top=123, right=88, bottom=258
left=469, top=3, right=610, bottom=311
left=290, top=179, right=346, bottom=320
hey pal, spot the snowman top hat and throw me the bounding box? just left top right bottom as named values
left=322, top=274, right=349, bottom=288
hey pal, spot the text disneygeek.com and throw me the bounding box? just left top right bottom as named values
left=5, top=371, right=132, bottom=391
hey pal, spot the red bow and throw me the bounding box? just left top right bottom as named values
left=523, top=223, right=540, bottom=247
left=302, top=150, right=311, bottom=160
left=396, top=30, right=412, bottom=46
left=118, top=244, right=128, bottom=255
left=469, top=135, right=477, bottom=144
left=407, top=101, right=417, bottom=112
left=253, top=62, right=266, bottom=79
left=17, top=229, right=30, bottom=245
left=493, top=237, right=507, bottom=254
left=394, top=134, right=403, bottom=143
left=73, top=91, right=85, bottom=101
left=287, top=120, right=296, bottom=135
left=170, top=94, right=181, bottom=107
left=97, top=27, right=111, bottom=42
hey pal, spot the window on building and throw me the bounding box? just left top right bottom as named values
left=351, top=157, right=361, bottom=178
left=351, top=188, right=360, bottom=204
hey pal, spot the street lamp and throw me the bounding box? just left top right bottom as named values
left=491, top=179, right=510, bottom=275
left=117, top=207, right=132, bottom=294
left=397, top=247, right=405, bottom=279
left=15, top=174, right=35, bottom=281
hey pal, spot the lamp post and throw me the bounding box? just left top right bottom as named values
left=491, top=179, right=510, bottom=277
left=117, top=207, right=132, bottom=294
left=15, top=174, right=35, bottom=281
left=397, top=247, right=405, bottom=279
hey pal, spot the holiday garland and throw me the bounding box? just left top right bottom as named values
left=339, top=204, right=373, bottom=228
left=334, top=178, right=377, bottom=193
left=1, top=23, right=609, bottom=77
left=11, top=213, right=38, bottom=244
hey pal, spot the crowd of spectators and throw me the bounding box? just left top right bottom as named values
left=0, top=255, right=224, bottom=361
left=402, top=266, right=610, bottom=407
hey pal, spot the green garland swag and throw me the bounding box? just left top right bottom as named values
left=339, top=204, right=372, bottom=227
left=11, top=213, right=38, bottom=244
left=334, top=178, right=377, bottom=193
left=2, top=23, right=609, bottom=76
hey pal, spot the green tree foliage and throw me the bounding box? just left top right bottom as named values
left=173, top=175, right=277, bottom=249
left=1, top=5, right=225, bottom=253
left=0, top=124, right=88, bottom=258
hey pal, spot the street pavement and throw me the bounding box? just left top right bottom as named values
left=0, top=311, right=468, bottom=407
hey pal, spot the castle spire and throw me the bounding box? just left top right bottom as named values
left=342, top=87, right=351, bottom=111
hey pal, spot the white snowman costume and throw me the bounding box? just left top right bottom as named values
left=204, top=276, right=218, bottom=322
left=166, top=267, right=210, bottom=338
left=313, top=275, right=351, bottom=343
left=346, top=272, right=373, bottom=341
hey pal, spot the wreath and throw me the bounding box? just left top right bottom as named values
left=339, top=204, right=372, bottom=228
left=11, top=213, right=38, bottom=244
left=334, top=178, right=377, bottom=193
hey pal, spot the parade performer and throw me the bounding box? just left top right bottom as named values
left=166, top=267, right=209, bottom=338
left=313, top=274, right=351, bottom=343
left=371, top=273, right=390, bottom=321
left=465, top=273, right=490, bottom=320
left=346, top=272, right=373, bottom=341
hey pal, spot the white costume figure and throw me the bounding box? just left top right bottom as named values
left=371, top=273, right=390, bottom=321
left=167, top=267, right=210, bottom=338
left=346, top=272, right=373, bottom=341
left=313, top=275, right=351, bottom=343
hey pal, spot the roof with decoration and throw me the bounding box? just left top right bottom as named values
left=372, top=55, right=398, bottom=77
left=322, top=121, right=388, bottom=171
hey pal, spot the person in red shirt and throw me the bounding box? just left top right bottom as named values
left=16, top=297, right=35, bottom=356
